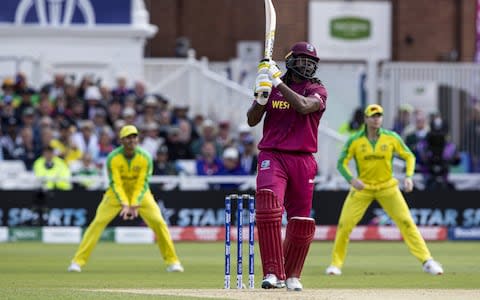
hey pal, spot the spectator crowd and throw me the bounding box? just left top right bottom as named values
left=2, top=71, right=479, bottom=192
left=0, top=72, right=258, bottom=190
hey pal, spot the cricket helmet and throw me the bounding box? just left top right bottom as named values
left=285, top=42, right=320, bottom=79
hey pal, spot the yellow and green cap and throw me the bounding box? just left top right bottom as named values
left=119, top=125, right=138, bottom=139
left=364, top=104, right=384, bottom=117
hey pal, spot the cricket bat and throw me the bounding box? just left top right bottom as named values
left=259, top=0, right=277, bottom=98
left=263, top=0, right=276, bottom=60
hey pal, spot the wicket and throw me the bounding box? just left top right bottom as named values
left=224, top=194, right=255, bottom=289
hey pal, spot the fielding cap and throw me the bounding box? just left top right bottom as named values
left=364, top=104, right=384, bottom=117
left=119, top=125, right=138, bottom=139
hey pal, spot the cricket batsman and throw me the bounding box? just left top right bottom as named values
left=325, top=104, right=443, bottom=276
left=248, top=42, right=328, bottom=291
left=68, top=125, right=184, bottom=273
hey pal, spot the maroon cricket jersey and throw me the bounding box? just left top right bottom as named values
left=258, top=80, right=327, bottom=153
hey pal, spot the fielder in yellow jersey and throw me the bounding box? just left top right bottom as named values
left=68, top=125, right=183, bottom=273
left=325, top=104, right=443, bottom=276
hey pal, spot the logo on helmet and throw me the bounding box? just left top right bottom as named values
left=306, top=43, right=315, bottom=53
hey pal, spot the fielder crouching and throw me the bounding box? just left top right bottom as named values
left=67, top=125, right=184, bottom=273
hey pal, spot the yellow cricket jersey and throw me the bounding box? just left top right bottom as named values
left=337, top=128, right=415, bottom=185
left=105, top=146, right=153, bottom=206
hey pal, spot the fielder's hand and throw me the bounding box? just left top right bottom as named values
left=129, top=206, right=139, bottom=219
left=404, top=177, right=414, bottom=193
left=120, top=205, right=139, bottom=220
left=350, top=178, right=365, bottom=191
left=258, top=59, right=282, bottom=87
left=254, top=73, right=272, bottom=105
left=120, top=205, right=131, bottom=220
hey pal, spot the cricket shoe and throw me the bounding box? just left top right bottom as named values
left=286, top=277, right=303, bottom=291
left=261, top=274, right=286, bottom=289
left=423, top=259, right=443, bottom=275
left=67, top=262, right=81, bottom=272
left=166, top=263, right=184, bottom=272
left=325, top=265, right=342, bottom=276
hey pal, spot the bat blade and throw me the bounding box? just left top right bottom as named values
left=264, top=0, right=276, bottom=60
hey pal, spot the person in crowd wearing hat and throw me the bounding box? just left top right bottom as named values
left=171, top=104, right=190, bottom=124
left=247, top=41, right=327, bottom=291
left=68, top=125, right=184, bottom=273
left=137, top=95, right=159, bottom=127
left=325, top=104, right=444, bottom=276
left=83, top=86, right=107, bottom=120
left=122, top=107, right=137, bottom=125
left=1, top=77, right=16, bottom=100
left=33, top=145, right=72, bottom=190
left=72, top=120, right=99, bottom=162
left=20, top=106, right=36, bottom=127
left=216, top=147, right=248, bottom=190
left=141, top=122, right=163, bottom=157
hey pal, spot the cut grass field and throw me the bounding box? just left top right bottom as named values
left=1, top=241, right=479, bottom=299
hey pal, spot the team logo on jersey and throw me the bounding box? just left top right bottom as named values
left=260, top=160, right=270, bottom=170
left=271, top=100, right=290, bottom=110
left=132, top=166, right=141, bottom=172
left=381, top=144, right=388, bottom=151
left=360, top=144, right=367, bottom=152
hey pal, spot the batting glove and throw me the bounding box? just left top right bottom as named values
left=254, top=73, right=272, bottom=105
left=258, top=59, right=283, bottom=87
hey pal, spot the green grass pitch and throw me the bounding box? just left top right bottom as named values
left=0, top=241, right=479, bottom=299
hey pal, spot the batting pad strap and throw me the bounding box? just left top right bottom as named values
left=284, top=217, right=316, bottom=278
